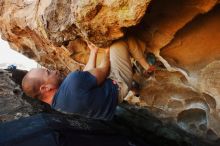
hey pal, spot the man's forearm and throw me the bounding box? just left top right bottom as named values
left=83, top=50, right=97, bottom=71
left=88, top=48, right=110, bottom=85
left=99, top=49, right=110, bottom=77
left=99, top=49, right=110, bottom=69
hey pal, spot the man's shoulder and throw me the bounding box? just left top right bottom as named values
left=66, top=70, right=93, bottom=78
left=60, top=70, right=97, bottom=89
left=66, top=70, right=80, bottom=77
left=53, top=71, right=82, bottom=103
left=64, top=70, right=85, bottom=82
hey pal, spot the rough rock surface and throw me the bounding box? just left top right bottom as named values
left=0, top=0, right=150, bottom=74
left=0, top=69, right=33, bottom=122
left=1, top=0, right=220, bottom=145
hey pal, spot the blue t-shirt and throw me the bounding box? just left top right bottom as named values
left=51, top=71, right=119, bottom=120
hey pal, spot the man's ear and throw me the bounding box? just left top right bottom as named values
left=39, top=84, right=51, bottom=94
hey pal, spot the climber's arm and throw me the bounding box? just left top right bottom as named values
left=83, top=43, right=98, bottom=71
left=88, top=48, right=110, bottom=85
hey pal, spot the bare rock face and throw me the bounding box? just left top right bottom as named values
left=1, top=0, right=220, bottom=145
left=0, top=0, right=150, bottom=74
left=0, top=69, right=32, bottom=122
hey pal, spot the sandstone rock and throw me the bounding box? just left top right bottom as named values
left=0, top=69, right=32, bottom=122
left=0, top=0, right=150, bottom=74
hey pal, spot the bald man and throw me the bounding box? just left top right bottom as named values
left=22, top=37, right=152, bottom=120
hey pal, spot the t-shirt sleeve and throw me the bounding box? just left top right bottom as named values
left=65, top=71, right=97, bottom=90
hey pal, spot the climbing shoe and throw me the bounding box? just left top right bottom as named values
left=146, top=52, right=156, bottom=66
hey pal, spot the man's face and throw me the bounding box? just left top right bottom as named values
left=29, top=68, right=64, bottom=88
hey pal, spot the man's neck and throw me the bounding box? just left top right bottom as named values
left=42, top=89, right=57, bottom=105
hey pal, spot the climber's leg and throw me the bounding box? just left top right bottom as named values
left=125, top=36, right=151, bottom=71
left=109, top=40, right=133, bottom=103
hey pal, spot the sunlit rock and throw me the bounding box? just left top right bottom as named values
left=0, top=0, right=150, bottom=74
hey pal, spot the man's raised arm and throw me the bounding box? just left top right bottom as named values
left=83, top=43, right=98, bottom=71
left=88, top=48, right=110, bottom=85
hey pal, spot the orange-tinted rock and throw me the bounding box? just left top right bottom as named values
left=0, top=0, right=150, bottom=74
left=161, top=5, right=220, bottom=72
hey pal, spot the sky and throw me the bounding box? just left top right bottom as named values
left=0, top=39, right=38, bottom=70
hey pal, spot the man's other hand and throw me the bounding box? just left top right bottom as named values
left=87, top=42, right=98, bottom=53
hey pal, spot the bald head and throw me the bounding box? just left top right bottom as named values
left=22, top=68, right=63, bottom=99
left=22, top=69, right=44, bottom=99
